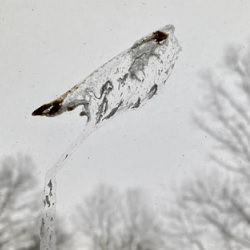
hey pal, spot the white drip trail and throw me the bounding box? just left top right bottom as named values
left=37, top=25, right=181, bottom=250
left=39, top=123, right=96, bottom=250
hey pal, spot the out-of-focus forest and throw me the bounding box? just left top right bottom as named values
left=0, top=155, right=71, bottom=250
left=1, top=44, right=250, bottom=249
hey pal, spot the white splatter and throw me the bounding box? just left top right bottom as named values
left=33, top=24, right=181, bottom=250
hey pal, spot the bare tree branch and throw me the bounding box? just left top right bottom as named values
left=0, top=154, right=71, bottom=250
left=165, top=43, right=250, bottom=250
left=74, top=185, right=166, bottom=250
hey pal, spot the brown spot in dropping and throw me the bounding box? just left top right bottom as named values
left=32, top=98, right=63, bottom=116
left=67, top=106, right=75, bottom=111
left=32, top=83, right=80, bottom=117
left=152, top=31, right=169, bottom=44
left=80, top=111, right=87, bottom=116
left=32, top=103, right=52, bottom=116
left=132, top=30, right=169, bottom=49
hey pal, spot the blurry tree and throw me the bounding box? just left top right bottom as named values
left=28, top=218, right=71, bottom=250
left=75, top=184, right=165, bottom=250
left=0, top=154, right=39, bottom=249
left=0, top=154, right=71, bottom=250
left=164, top=44, right=250, bottom=250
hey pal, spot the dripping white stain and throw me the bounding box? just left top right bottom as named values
left=32, top=25, right=181, bottom=124
left=33, top=24, right=181, bottom=250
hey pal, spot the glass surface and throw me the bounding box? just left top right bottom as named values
left=1, top=1, right=250, bottom=249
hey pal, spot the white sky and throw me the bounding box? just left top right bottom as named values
left=1, top=0, right=250, bottom=220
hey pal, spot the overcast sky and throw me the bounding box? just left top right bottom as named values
left=1, top=0, right=250, bottom=221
